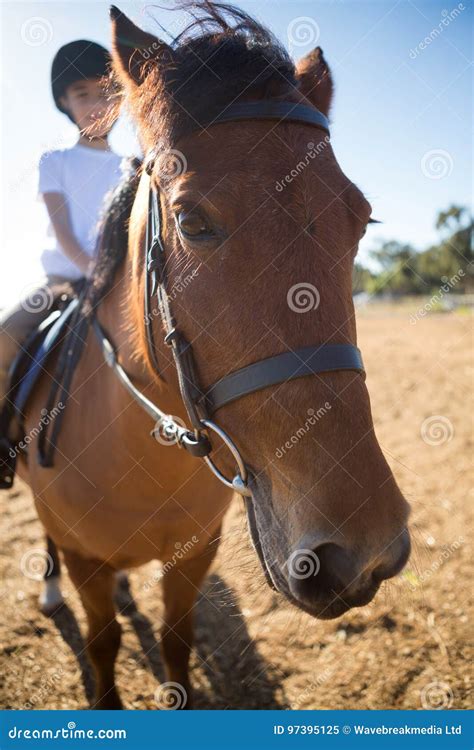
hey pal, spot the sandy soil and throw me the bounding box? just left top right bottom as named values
left=0, top=310, right=472, bottom=710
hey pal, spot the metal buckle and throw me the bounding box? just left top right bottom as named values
left=200, top=419, right=252, bottom=496
left=164, top=328, right=179, bottom=346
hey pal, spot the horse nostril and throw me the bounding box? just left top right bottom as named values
left=372, top=528, right=411, bottom=583
left=287, top=542, right=354, bottom=603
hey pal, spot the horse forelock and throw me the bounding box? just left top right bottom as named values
left=124, top=1, right=298, bottom=149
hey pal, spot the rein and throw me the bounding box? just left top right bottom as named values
left=95, top=101, right=365, bottom=497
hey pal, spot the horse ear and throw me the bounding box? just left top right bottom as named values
left=295, top=47, right=334, bottom=117
left=110, top=6, right=173, bottom=87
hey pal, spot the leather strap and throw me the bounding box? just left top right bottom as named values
left=92, top=319, right=211, bottom=457
left=201, top=344, right=364, bottom=415
left=146, top=183, right=211, bottom=439
left=38, top=292, right=90, bottom=467
left=144, top=188, right=164, bottom=375
left=210, top=101, right=330, bottom=136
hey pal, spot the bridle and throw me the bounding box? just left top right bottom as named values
left=96, top=101, right=365, bottom=497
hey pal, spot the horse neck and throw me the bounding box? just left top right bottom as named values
left=86, top=255, right=225, bottom=514
left=96, top=248, right=189, bottom=428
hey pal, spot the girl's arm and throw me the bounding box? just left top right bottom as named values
left=42, top=192, right=93, bottom=276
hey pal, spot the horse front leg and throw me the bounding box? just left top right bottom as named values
left=159, top=528, right=221, bottom=710
left=62, top=548, right=123, bottom=709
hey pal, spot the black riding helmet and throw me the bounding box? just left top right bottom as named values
left=51, top=40, right=111, bottom=123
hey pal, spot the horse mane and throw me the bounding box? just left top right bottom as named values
left=122, top=0, right=298, bottom=147
left=82, top=157, right=142, bottom=319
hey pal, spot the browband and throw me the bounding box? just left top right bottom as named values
left=209, top=101, right=330, bottom=136
left=201, top=344, right=364, bottom=415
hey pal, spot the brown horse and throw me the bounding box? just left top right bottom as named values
left=17, top=2, right=410, bottom=709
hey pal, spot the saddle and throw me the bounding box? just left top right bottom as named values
left=0, top=283, right=88, bottom=489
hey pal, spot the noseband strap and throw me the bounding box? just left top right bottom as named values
left=202, top=344, right=364, bottom=415
left=99, top=100, right=365, bottom=496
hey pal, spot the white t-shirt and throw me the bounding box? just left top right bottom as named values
left=38, top=144, right=124, bottom=279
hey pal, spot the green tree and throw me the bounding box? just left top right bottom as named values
left=352, top=205, right=473, bottom=295
left=367, top=242, right=424, bottom=295
left=435, top=205, right=467, bottom=232
left=352, top=263, right=374, bottom=294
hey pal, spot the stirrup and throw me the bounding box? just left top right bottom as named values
left=0, top=437, right=16, bottom=490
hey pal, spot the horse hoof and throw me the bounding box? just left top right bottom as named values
left=38, top=576, right=64, bottom=616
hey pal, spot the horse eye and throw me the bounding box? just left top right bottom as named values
left=177, top=210, right=213, bottom=238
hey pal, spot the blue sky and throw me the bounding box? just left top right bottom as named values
left=1, top=0, right=472, bottom=305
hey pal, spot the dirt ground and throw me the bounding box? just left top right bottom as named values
left=0, top=309, right=472, bottom=710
